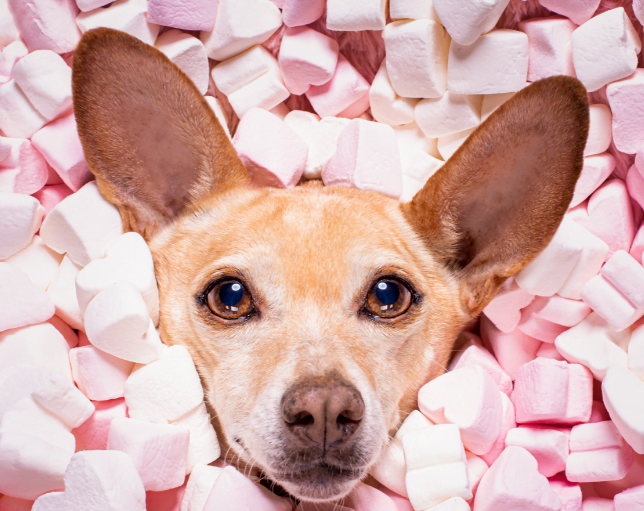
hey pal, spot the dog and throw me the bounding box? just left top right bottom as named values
left=72, top=28, right=589, bottom=503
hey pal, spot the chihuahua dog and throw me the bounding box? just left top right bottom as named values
left=72, top=28, right=588, bottom=503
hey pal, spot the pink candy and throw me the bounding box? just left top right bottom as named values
left=0, top=138, right=49, bottom=195
left=505, top=426, right=570, bottom=477
left=0, top=263, right=54, bottom=333
left=482, top=277, right=535, bottom=334
left=148, top=0, right=217, bottom=31
left=281, top=0, right=326, bottom=27
left=607, top=69, right=644, bottom=154
left=74, top=398, right=128, bottom=451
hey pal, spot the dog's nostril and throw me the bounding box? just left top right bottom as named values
left=337, top=411, right=360, bottom=426
left=289, top=411, right=314, bottom=427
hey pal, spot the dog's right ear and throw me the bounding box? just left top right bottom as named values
left=73, top=28, right=247, bottom=239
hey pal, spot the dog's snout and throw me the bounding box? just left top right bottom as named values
left=281, top=376, right=365, bottom=448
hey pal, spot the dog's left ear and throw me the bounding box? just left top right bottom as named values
left=402, top=76, right=589, bottom=316
left=73, top=28, right=247, bottom=239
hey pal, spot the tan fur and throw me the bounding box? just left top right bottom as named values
left=73, top=29, right=588, bottom=502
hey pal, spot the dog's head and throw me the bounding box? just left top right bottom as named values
left=72, top=29, right=588, bottom=502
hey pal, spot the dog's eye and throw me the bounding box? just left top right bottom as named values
left=364, top=278, right=412, bottom=318
left=206, top=279, right=253, bottom=319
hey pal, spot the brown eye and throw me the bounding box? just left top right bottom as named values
left=364, top=278, right=413, bottom=318
left=206, top=279, right=253, bottom=319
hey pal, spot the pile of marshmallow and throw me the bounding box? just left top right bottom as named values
left=3, top=0, right=644, bottom=509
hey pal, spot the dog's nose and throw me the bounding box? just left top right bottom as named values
left=281, top=375, right=365, bottom=448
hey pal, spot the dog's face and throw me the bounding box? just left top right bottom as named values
left=72, top=29, right=589, bottom=502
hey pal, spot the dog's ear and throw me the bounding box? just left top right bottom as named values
left=402, top=76, right=589, bottom=316
left=72, top=28, right=247, bottom=239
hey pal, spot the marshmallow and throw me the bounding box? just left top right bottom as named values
left=203, top=466, right=292, bottom=511
left=369, top=60, right=418, bottom=126
left=326, top=0, right=386, bottom=31
left=282, top=0, right=325, bottom=27
left=418, top=366, right=502, bottom=455
left=47, top=255, right=84, bottom=330
left=204, top=96, right=231, bottom=139
left=148, top=0, right=217, bottom=31
left=7, top=0, right=81, bottom=53
left=11, top=50, right=71, bottom=121
left=0, top=496, right=34, bottom=511
left=539, top=0, right=599, bottom=25
left=481, top=91, right=517, bottom=121
left=171, top=402, right=220, bottom=474
left=632, top=224, right=644, bottom=266
left=279, top=26, right=338, bottom=96
left=615, top=484, right=644, bottom=509
left=70, top=346, right=134, bottom=401
left=0, top=263, right=55, bottom=332
left=628, top=321, right=644, bottom=380
left=0, top=192, right=44, bottom=259
left=32, top=183, right=73, bottom=215
left=505, top=427, right=570, bottom=477
left=466, top=451, right=489, bottom=498
left=437, top=127, right=476, bottom=160
left=0, top=39, right=28, bottom=78
left=555, top=312, right=629, bottom=381
left=537, top=342, right=565, bottom=361
left=211, top=45, right=278, bottom=96
left=154, top=30, right=209, bottom=95
left=403, top=424, right=472, bottom=510
left=570, top=153, right=616, bottom=208
left=393, top=121, right=440, bottom=159
left=433, top=0, right=511, bottom=46
left=31, top=450, right=147, bottom=511
left=474, top=446, right=562, bottom=511
left=84, top=281, right=164, bottom=364
left=449, top=342, right=513, bottom=396
left=606, top=69, right=644, bottom=154
left=199, top=0, right=282, bottom=62
left=182, top=464, right=223, bottom=511
left=124, top=345, right=204, bottom=424
left=226, top=68, right=289, bottom=119
left=76, top=232, right=159, bottom=324
left=0, top=138, right=49, bottom=195
left=40, top=181, right=124, bottom=267
left=107, top=418, right=189, bottom=491
left=447, top=29, right=529, bottom=95
left=390, top=0, right=441, bottom=20
left=233, top=108, right=308, bottom=188
left=415, top=91, right=482, bottom=139
left=549, top=475, right=583, bottom=511
left=283, top=111, right=350, bottom=180
left=338, top=90, right=371, bottom=119
left=31, top=114, right=93, bottom=192
left=74, top=397, right=127, bottom=451
left=76, top=0, right=160, bottom=46
left=47, top=315, right=78, bottom=349
left=399, top=149, right=444, bottom=203
left=306, top=55, right=370, bottom=117
left=582, top=498, right=615, bottom=510
left=0, top=80, right=47, bottom=138
left=513, top=358, right=593, bottom=425
left=627, top=164, right=644, bottom=212
left=571, top=7, right=641, bottom=93
left=603, top=366, right=644, bottom=454
left=383, top=19, right=449, bottom=99
left=322, top=119, right=402, bottom=199
left=518, top=16, right=576, bottom=81
left=517, top=295, right=591, bottom=343
left=146, top=482, right=188, bottom=511
left=483, top=277, right=535, bottom=334
left=76, top=0, right=112, bottom=11
left=581, top=250, right=644, bottom=331
left=480, top=393, right=517, bottom=466
left=584, top=104, right=613, bottom=157
left=0, top=0, right=19, bottom=50
left=343, top=483, right=398, bottom=511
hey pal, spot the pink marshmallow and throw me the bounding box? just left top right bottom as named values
left=449, top=343, right=513, bottom=396
left=594, top=454, right=644, bottom=499
left=585, top=104, right=613, bottom=157
left=0, top=138, right=49, bottom=195
left=576, top=180, right=635, bottom=261
left=74, top=398, right=128, bottom=451
left=514, top=358, right=593, bottom=425
left=538, top=342, right=566, bottom=361
left=627, top=164, right=644, bottom=211
left=0, top=496, right=34, bottom=511
left=518, top=16, right=576, bottom=81
left=306, top=55, right=370, bottom=117
left=7, top=0, right=81, bottom=53
left=571, top=153, right=616, bottom=208
left=418, top=365, right=502, bottom=455
left=482, top=277, right=535, bottom=334
left=590, top=401, right=612, bottom=424
left=379, top=486, right=415, bottom=511
left=607, top=69, right=644, bottom=154
left=337, top=90, right=371, bottom=119
left=107, top=417, right=189, bottom=491
left=567, top=421, right=635, bottom=483
left=474, top=446, right=562, bottom=511
left=583, top=498, right=616, bottom=511
left=322, top=119, right=402, bottom=199
left=278, top=26, right=339, bottom=96
left=47, top=314, right=78, bottom=349
left=31, top=183, right=72, bottom=216
left=148, top=0, right=217, bottom=31
left=233, top=108, right=308, bottom=188
left=631, top=223, right=644, bottom=264
left=518, top=295, right=591, bottom=343
left=70, top=346, right=135, bottom=402
left=146, top=479, right=187, bottom=511
left=505, top=426, right=570, bottom=477
left=481, top=392, right=517, bottom=466
left=549, top=475, right=583, bottom=511
left=466, top=451, right=489, bottom=498
left=539, top=0, right=599, bottom=25
left=30, top=114, right=93, bottom=192
left=344, top=482, right=398, bottom=511
left=614, top=484, right=644, bottom=509
left=282, top=0, right=325, bottom=27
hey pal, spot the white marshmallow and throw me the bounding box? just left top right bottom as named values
left=84, top=281, right=164, bottom=364
left=40, top=181, right=124, bottom=267
left=433, top=0, right=511, bottom=46
left=204, top=96, right=231, bottom=139
left=481, top=91, right=517, bottom=122
left=211, top=45, right=279, bottom=96
left=124, top=344, right=204, bottom=424
left=0, top=192, right=44, bottom=260
left=326, top=0, right=386, bottom=31
left=415, top=91, right=482, bottom=139
left=369, top=59, right=418, bottom=126
left=390, top=0, right=440, bottom=21
left=171, top=402, right=221, bottom=474
left=76, top=232, right=159, bottom=325
left=571, top=7, right=641, bottom=93
left=4, top=235, right=63, bottom=290
left=584, top=104, right=613, bottom=157
left=603, top=366, right=644, bottom=454
left=11, top=50, right=72, bottom=121
left=227, top=69, right=290, bottom=119
left=181, top=464, right=223, bottom=511
left=199, top=0, right=282, bottom=61
left=0, top=80, right=47, bottom=138
left=448, top=29, right=529, bottom=95
left=437, top=128, right=475, bottom=161
left=400, top=149, right=444, bottom=203
left=47, top=255, right=84, bottom=331
left=76, top=0, right=160, bottom=46
left=383, top=20, right=449, bottom=99
left=155, top=30, right=209, bottom=95
left=70, top=346, right=134, bottom=401
left=393, top=121, right=440, bottom=158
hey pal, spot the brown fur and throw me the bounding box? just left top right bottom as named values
left=73, top=28, right=588, bottom=502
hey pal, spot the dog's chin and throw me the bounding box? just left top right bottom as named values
left=269, top=462, right=367, bottom=502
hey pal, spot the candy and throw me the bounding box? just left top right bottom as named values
left=415, top=91, right=482, bottom=139
left=368, top=60, right=417, bottom=126
left=154, top=30, right=209, bottom=95
left=433, top=0, right=511, bottom=46
left=147, top=0, right=217, bottom=31
left=74, top=398, right=127, bottom=451
left=505, top=426, right=570, bottom=477
left=0, top=192, right=44, bottom=259
left=539, top=0, right=600, bottom=25
left=171, top=403, right=220, bottom=474
left=70, top=346, right=134, bottom=401
left=0, top=264, right=54, bottom=332
left=603, top=366, right=644, bottom=454
left=482, top=277, right=534, bottom=334
left=0, top=80, right=47, bottom=138
left=281, top=0, right=326, bottom=28
left=182, top=465, right=223, bottom=511
left=47, top=255, right=84, bottom=331
left=326, top=0, right=386, bottom=31
left=606, top=69, right=644, bottom=154
left=585, top=104, right=613, bottom=157
left=570, top=154, right=616, bottom=209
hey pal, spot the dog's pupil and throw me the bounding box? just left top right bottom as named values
left=376, top=280, right=399, bottom=305
left=220, top=281, right=244, bottom=306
